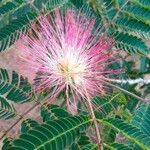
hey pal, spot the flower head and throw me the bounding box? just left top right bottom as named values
left=17, top=8, right=119, bottom=114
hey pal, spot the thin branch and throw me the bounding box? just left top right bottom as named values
left=106, top=78, right=150, bottom=85
left=0, top=101, right=40, bottom=141
left=0, top=94, right=56, bottom=141
left=105, top=81, right=150, bottom=103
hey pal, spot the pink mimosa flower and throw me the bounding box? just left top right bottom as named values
left=16, top=8, right=119, bottom=114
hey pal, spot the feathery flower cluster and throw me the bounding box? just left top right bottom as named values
left=17, top=8, right=119, bottom=114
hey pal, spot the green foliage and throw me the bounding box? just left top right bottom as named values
left=2, top=138, right=13, bottom=150
left=100, top=117, right=150, bottom=149
left=135, top=0, right=150, bottom=8
left=0, top=12, right=37, bottom=52
left=112, top=31, right=149, bottom=54
left=21, top=119, right=39, bottom=133
left=132, top=104, right=150, bottom=136
left=115, top=14, right=150, bottom=38
left=70, top=133, right=98, bottom=150
left=93, top=93, right=126, bottom=118
left=0, top=68, right=32, bottom=119
left=0, top=0, right=149, bottom=54
left=95, top=0, right=150, bottom=54
left=139, top=57, right=150, bottom=73
left=0, top=69, right=32, bottom=103
left=105, top=142, right=132, bottom=150
left=93, top=96, right=117, bottom=117
left=46, top=0, right=69, bottom=11
left=0, top=96, right=16, bottom=119
left=69, top=0, right=84, bottom=9
left=126, top=104, right=150, bottom=149
left=123, top=3, right=150, bottom=24
left=0, top=0, right=69, bottom=52
left=0, top=0, right=24, bottom=17
left=102, top=125, right=116, bottom=143
left=0, top=0, right=37, bottom=51
left=41, top=104, right=71, bottom=122
left=2, top=102, right=150, bottom=150
left=5, top=115, right=91, bottom=150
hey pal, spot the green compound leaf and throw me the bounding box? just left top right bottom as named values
left=2, top=137, right=14, bottom=150
left=112, top=31, right=149, bottom=55
left=21, top=119, right=39, bottom=133
left=0, top=68, right=32, bottom=103
left=6, top=115, right=91, bottom=150
left=115, top=14, right=150, bottom=38
left=70, top=133, right=98, bottom=150
left=46, top=0, right=69, bottom=11
left=0, top=96, right=16, bottom=119
left=135, top=0, right=150, bottom=8
left=126, top=105, right=150, bottom=150
left=0, top=0, right=71, bottom=52
left=96, top=0, right=150, bottom=55
left=41, top=104, right=71, bottom=122
left=0, top=0, right=24, bottom=17
left=0, top=12, right=37, bottom=52
left=123, top=3, right=150, bottom=24
left=132, top=104, right=150, bottom=137
left=93, top=96, right=120, bottom=118
left=102, top=125, right=116, bottom=144
left=99, top=117, right=150, bottom=150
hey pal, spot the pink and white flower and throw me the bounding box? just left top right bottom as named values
left=16, top=8, right=119, bottom=114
